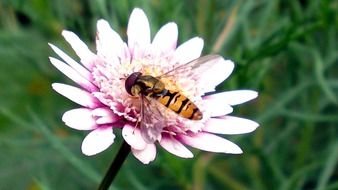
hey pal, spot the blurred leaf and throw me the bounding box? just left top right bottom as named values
left=29, top=109, right=101, bottom=184
left=315, top=141, right=338, bottom=190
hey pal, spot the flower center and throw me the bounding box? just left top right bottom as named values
left=92, top=55, right=206, bottom=133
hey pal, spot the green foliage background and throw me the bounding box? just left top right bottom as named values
left=0, top=0, right=337, bottom=189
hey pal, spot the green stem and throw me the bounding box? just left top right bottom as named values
left=97, top=141, right=131, bottom=190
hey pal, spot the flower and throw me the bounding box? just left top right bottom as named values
left=49, top=8, right=259, bottom=164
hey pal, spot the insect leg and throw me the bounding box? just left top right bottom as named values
left=131, top=95, right=144, bottom=134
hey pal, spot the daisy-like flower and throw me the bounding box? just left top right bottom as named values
left=50, top=8, right=259, bottom=164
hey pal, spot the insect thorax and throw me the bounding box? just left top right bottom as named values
left=136, top=75, right=166, bottom=96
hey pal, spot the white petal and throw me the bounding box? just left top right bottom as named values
left=204, top=90, right=258, bottom=106
left=91, top=107, right=114, bottom=117
left=131, top=143, right=156, bottom=164
left=92, top=108, right=120, bottom=125
left=159, top=136, right=193, bottom=158
left=96, top=19, right=124, bottom=62
left=48, top=43, right=91, bottom=80
left=178, top=132, right=242, bottom=154
left=198, top=59, right=234, bottom=93
left=203, top=116, right=259, bottom=134
left=122, top=124, right=147, bottom=150
left=62, top=31, right=96, bottom=69
left=81, top=127, right=115, bottom=156
left=49, top=57, right=97, bottom=92
left=127, top=8, right=150, bottom=57
left=152, top=22, right=178, bottom=53
left=52, top=83, right=100, bottom=108
left=62, top=108, right=97, bottom=130
left=174, top=37, right=204, bottom=64
left=203, top=98, right=233, bottom=117
left=96, top=115, right=119, bottom=125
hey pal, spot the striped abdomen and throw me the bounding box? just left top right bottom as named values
left=155, top=90, right=202, bottom=120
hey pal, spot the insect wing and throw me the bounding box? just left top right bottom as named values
left=159, top=54, right=229, bottom=93
left=159, top=54, right=223, bottom=79
left=139, top=95, right=166, bottom=143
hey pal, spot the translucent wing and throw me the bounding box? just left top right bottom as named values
left=158, top=54, right=230, bottom=93
left=158, top=54, right=223, bottom=79
left=139, top=95, right=166, bottom=143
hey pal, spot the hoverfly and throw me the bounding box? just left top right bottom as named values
left=124, top=54, right=223, bottom=143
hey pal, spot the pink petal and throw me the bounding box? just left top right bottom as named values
left=96, top=19, right=124, bottom=62
left=49, top=57, right=97, bottom=92
left=62, top=31, right=96, bottom=69
left=131, top=143, right=156, bottom=164
left=122, top=124, right=147, bottom=150
left=178, top=132, right=243, bottom=154
left=127, top=8, right=150, bottom=58
left=48, top=43, right=91, bottom=80
left=203, top=116, right=259, bottom=134
left=152, top=22, right=178, bottom=53
left=204, top=90, right=258, bottom=106
left=81, top=127, right=115, bottom=156
left=197, top=59, right=234, bottom=93
left=62, top=108, right=97, bottom=130
left=159, top=135, right=193, bottom=158
left=174, top=37, right=204, bottom=64
left=203, top=98, right=233, bottom=117
left=52, top=83, right=100, bottom=108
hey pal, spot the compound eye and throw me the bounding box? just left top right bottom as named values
left=125, top=72, right=142, bottom=95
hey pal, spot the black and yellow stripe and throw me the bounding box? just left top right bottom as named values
left=125, top=73, right=203, bottom=120
left=156, top=90, right=202, bottom=120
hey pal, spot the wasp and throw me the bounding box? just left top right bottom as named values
left=124, top=54, right=223, bottom=142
